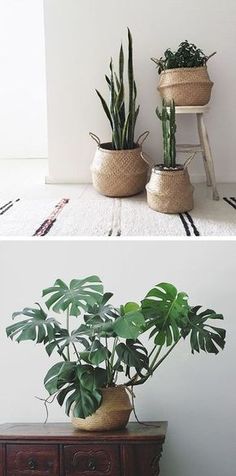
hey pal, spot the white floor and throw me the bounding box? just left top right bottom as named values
left=0, top=159, right=236, bottom=237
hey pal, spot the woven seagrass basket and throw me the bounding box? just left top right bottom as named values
left=146, top=165, right=194, bottom=214
left=90, top=132, right=150, bottom=198
left=158, top=66, right=213, bottom=106
left=72, top=386, right=133, bottom=432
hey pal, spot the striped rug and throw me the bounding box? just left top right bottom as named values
left=0, top=190, right=236, bottom=237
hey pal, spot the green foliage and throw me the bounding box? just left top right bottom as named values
left=142, top=283, right=189, bottom=346
left=156, top=100, right=176, bottom=168
left=151, top=40, right=216, bottom=74
left=6, top=304, right=61, bottom=344
left=42, top=276, right=104, bottom=316
left=182, top=306, right=226, bottom=354
left=95, top=28, right=140, bottom=150
left=6, top=277, right=226, bottom=419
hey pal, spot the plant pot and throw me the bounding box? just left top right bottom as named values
left=158, top=66, right=213, bottom=106
left=90, top=133, right=150, bottom=197
left=71, top=386, right=133, bottom=432
left=146, top=165, right=194, bottom=214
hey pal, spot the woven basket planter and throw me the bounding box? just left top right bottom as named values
left=146, top=165, right=194, bottom=214
left=72, top=386, right=133, bottom=432
left=158, top=66, right=213, bottom=106
left=90, top=133, right=150, bottom=198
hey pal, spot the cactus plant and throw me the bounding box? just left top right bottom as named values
left=95, top=28, right=140, bottom=150
left=156, top=100, right=177, bottom=168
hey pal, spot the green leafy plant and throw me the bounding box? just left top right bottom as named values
left=151, top=40, right=216, bottom=74
left=6, top=277, right=226, bottom=420
left=156, top=100, right=177, bottom=168
left=95, top=28, right=140, bottom=150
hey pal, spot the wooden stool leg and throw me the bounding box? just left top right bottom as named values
left=197, top=114, right=220, bottom=201
left=197, top=114, right=212, bottom=187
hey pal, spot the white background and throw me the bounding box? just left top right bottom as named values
left=44, top=0, right=236, bottom=183
left=0, top=0, right=47, bottom=159
left=0, top=239, right=235, bottom=476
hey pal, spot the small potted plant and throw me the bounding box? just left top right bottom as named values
left=151, top=40, right=216, bottom=106
left=90, top=28, right=149, bottom=197
left=6, top=276, right=225, bottom=432
left=146, top=100, right=195, bottom=214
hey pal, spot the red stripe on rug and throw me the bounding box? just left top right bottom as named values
left=33, top=198, right=69, bottom=237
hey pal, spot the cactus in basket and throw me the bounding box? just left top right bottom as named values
left=156, top=100, right=176, bottom=168
left=96, top=28, right=140, bottom=150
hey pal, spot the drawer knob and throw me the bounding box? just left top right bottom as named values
left=28, top=458, right=37, bottom=470
left=88, top=459, right=96, bottom=471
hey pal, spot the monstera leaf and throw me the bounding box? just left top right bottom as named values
left=113, top=303, right=145, bottom=339
left=45, top=363, right=107, bottom=418
left=6, top=305, right=61, bottom=344
left=80, top=340, right=110, bottom=366
left=44, top=328, right=90, bottom=357
left=142, top=283, right=189, bottom=346
left=116, top=340, right=149, bottom=377
left=42, top=276, right=104, bottom=316
left=84, top=293, right=118, bottom=325
left=183, top=306, right=226, bottom=354
left=44, top=361, right=76, bottom=395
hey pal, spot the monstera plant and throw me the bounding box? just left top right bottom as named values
left=6, top=276, right=226, bottom=431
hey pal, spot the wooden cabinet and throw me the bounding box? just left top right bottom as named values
left=0, top=422, right=167, bottom=476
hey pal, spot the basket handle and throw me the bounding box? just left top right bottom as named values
left=137, top=131, right=150, bottom=146
left=89, top=132, right=101, bottom=147
left=184, top=152, right=197, bottom=170
left=141, top=151, right=154, bottom=166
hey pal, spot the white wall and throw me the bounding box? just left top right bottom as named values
left=44, top=0, right=236, bottom=183
left=0, top=239, right=235, bottom=476
left=0, top=0, right=47, bottom=159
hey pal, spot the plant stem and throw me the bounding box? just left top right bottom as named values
left=149, top=345, right=163, bottom=370
left=66, top=308, right=70, bottom=361
left=72, top=343, right=80, bottom=362
left=151, top=338, right=181, bottom=373
left=126, top=337, right=181, bottom=387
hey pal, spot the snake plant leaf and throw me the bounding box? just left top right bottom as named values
left=142, top=283, right=189, bottom=346
left=114, top=309, right=145, bottom=340
left=6, top=304, right=61, bottom=344
left=127, top=28, right=134, bottom=148
left=116, top=340, right=149, bottom=378
left=95, top=89, right=113, bottom=128
left=183, top=307, right=226, bottom=354
left=119, top=44, right=124, bottom=82
left=105, top=75, right=111, bottom=87
left=42, top=276, right=104, bottom=317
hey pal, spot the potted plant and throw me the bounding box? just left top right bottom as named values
left=146, top=100, right=195, bottom=214
left=6, top=276, right=226, bottom=432
left=151, top=40, right=216, bottom=106
left=90, top=28, right=149, bottom=197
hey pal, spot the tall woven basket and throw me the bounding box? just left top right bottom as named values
left=90, top=132, right=149, bottom=197
left=158, top=66, right=213, bottom=106
left=146, top=165, right=194, bottom=214
left=71, top=386, right=133, bottom=432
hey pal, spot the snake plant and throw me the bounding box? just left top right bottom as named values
left=96, top=28, right=139, bottom=150
left=6, top=276, right=226, bottom=420
left=156, top=100, right=177, bottom=168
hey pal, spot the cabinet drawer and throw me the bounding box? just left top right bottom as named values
left=64, top=444, right=120, bottom=475
left=6, top=444, right=59, bottom=475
